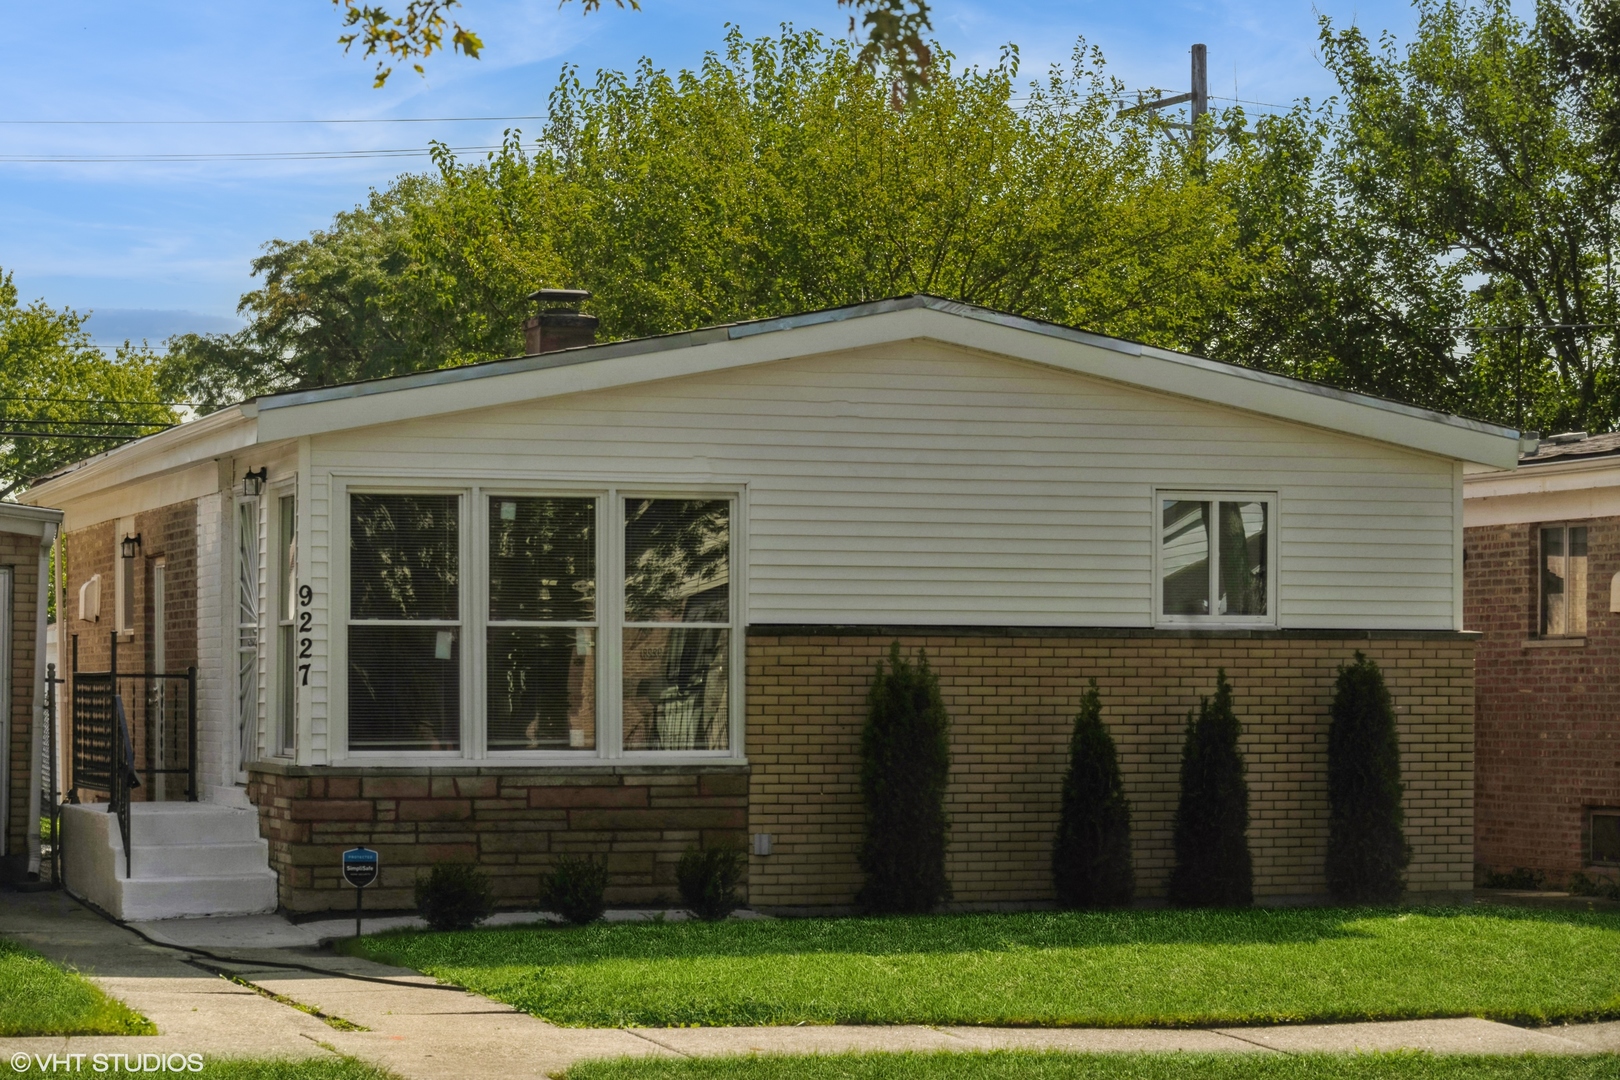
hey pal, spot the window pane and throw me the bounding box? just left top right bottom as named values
left=278, top=495, right=296, bottom=621
left=278, top=623, right=296, bottom=755
left=351, top=493, right=459, bottom=620
left=488, top=496, right=595, bottom=622
left=1593, top=813, right=1620, bottom=864
left=1570, top=526, right=1589, bottom=636
left=348, top=626, right=460, bottom=751
left=624, top=499, right=730, bottom=623
left=622, top=626, right=729, bottom=750
left=1218, top=501, right=1268, bottom=617
left=487, top=627, right=596, bottom=750
left=1542, top=526, right=1567, bottom=635
left=1161, top=500, right=1210, bottom=616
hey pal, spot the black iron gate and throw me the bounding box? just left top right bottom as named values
left=70, top=631, right=197, bottom=878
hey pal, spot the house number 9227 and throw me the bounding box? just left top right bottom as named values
left=298, top=584, right=313, bottom=686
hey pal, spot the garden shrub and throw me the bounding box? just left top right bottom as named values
left=1168, top=669, right=1253, bottom=907
left=1325, top=652, right=1410, bottom=903
left=1052, top=679, right=1134, bottom=908
left=1568, top=870, right=1620, bottom=900
left=858, top=642, right=952, bottom=914
left=676, top=845, right=747, bottom=921
left=542, top=855, right=609, bottom=925
left=414, top=863, right=495, bottom=931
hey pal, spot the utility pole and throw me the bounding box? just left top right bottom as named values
left=1120, top=44, right=1209, bottom=131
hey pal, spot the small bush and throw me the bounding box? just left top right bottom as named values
left=1568, top=870, right=1620, bottom=899
left=858, top=642, right=952, bottom=914
left=414, top=863, right=495, bottom=931
left=1325, top=652, right=1410, bottom=903
left=677, top=845, right=747, bottom=921
left=542, top=855, right=609, bottom=925
left=1168, top=669, right=1253, bottom=908
left=1052, top=679, right=1134, bottom=908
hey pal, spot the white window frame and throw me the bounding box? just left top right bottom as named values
left=1538, top=520, right=1589, bottom=639
left=330, top=475, right=746, bottom=766
left=1153, top=489, right=1279, bottom=629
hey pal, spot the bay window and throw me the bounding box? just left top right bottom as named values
left=1157, top=492, right=1275, bottom=625
left=343, top=486, right=738, bottom=759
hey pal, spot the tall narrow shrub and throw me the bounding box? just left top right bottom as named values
left=1168, top=670, right=1253, bottom=907
left=1052, top=680, right=1135, bottom=907
left=1325, top=652, right=1410, bottom=902
left=858, top=643, right=951, bottom=913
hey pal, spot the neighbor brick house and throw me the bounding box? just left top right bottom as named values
left=29, top=294, right=1518, bottom=916
left=0, top=502, right=62, bottom=883
left=1465, top=431, right=1620, bottom=885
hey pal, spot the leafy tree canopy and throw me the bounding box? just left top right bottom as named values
left=0, top=270, right=180, bottom=498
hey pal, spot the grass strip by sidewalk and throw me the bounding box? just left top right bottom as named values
left=0, top=936, right=153, bottom=1036
left=561, top=1053, right=1620, bottom=1080
left=31, top=1058, right=400, bottom=1080
left=347, top=906, right=1620, bottom=1028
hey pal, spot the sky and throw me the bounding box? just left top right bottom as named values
left=0, top=0, right=1437, bottom=346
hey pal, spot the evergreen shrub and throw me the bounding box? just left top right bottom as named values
left=1168, top=669, right=1253, bottom=907
left=858, top=642, right=952, bottom=913
left=1051, top=679, right=1135, bottom=907
left=541, top=855, right=609, bottom=925
left=676, top=845, right=747, bottom=921
left=414, top=863, right=495, bottom=931
left=1325, top=652, right=1410, bottom=902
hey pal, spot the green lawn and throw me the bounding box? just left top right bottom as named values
left=562, top=1053, right=1620, bottom=1080
left=0, top=937, right=153, bottom=1036
left=347, top=907, right=1620, bottom=1028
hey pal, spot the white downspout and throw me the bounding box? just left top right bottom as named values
left=27, top=523, right=56, bottom=877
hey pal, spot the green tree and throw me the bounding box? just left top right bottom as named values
left=859, top=643, right=951, bottom=914
left=0, top=270, right=179, bottom=498
left=1052, top=679, right=1134, bottom=908
left=165, top=29, right=1240, bottom=404
left=1320, top=0, right=1620, bottom=434
left=1168, top=670, right=1253, bottom=907
left=1326, top=652, right=1410, bottom=903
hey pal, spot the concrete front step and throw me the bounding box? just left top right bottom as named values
left=62, top=801, right=279, bottom=921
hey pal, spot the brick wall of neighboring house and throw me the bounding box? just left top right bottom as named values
left=1465, top=519, right=1620, bottom=884
left=62, top=501, right=199, bottom=800
left=247, top=764, right=749, bottom=912
left=745, top=630, right=1476, bottom=911
left=1, top=530, right=41, bottom=877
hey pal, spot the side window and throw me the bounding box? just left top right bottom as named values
left=1158, top=494, right=1274, bottom=624
left=1539, top=523, right=1589, bottom=637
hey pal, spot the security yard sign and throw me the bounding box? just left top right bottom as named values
left=342, top=846, right=378, bottom=936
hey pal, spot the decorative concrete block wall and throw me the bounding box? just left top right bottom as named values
left=1466, top=520, right=1620, bottom=883
left=248, top=764, right=749, bottom=912
left=745, top=629, right=1476, bottom=911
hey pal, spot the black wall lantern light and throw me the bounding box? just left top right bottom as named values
left=242, top=467, right=267, bottom=498
left=120, top=533, right=142, bottom=559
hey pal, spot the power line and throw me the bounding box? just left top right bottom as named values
left=0, top=396, right=194, bottom=406
left=0, top=144, right=503, bottom=164
left=0, top=431, right=154, bottom=440
left=0, top=418, right=169, bottom=428
left=0, top=115, right=548, bottom=126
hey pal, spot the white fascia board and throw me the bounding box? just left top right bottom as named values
left=1464, top=456, right=1620, bottom=501
left=0, top=503, right=63, bottom=538
left=253, top=305, right=1520, bottom=467
left=22, top=406, right=257, bottom=508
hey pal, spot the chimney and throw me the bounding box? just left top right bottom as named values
left=524, top=288, right=598, bottom=355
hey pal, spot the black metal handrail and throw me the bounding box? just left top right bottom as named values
left=70, top=631, right=199, bottom=880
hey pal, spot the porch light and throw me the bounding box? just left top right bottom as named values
left=120, top=533, right=142, bottom=559
left=242, top=467, right=267, bottom=498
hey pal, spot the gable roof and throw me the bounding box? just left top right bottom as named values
left=26, top=295, right=1523, bottom=504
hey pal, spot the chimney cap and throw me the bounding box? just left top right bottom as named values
left=528, top=288, right=591, bottom=306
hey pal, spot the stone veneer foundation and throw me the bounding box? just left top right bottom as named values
left=249, top=628, right=1475, bottom=913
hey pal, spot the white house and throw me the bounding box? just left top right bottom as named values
left=29, top=294, right=1519, bottom=917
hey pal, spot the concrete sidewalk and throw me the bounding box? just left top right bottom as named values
left=5, top=891, right=1620, bottom=1080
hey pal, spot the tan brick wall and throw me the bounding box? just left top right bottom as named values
left=746, top=631, right=1475, bottom=909
left=248, top=764, right=749, bottom=913
left=1, top=530, right=41, bottom=872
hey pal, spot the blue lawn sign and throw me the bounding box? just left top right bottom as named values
left=342, top=847, right=379, bottom=936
